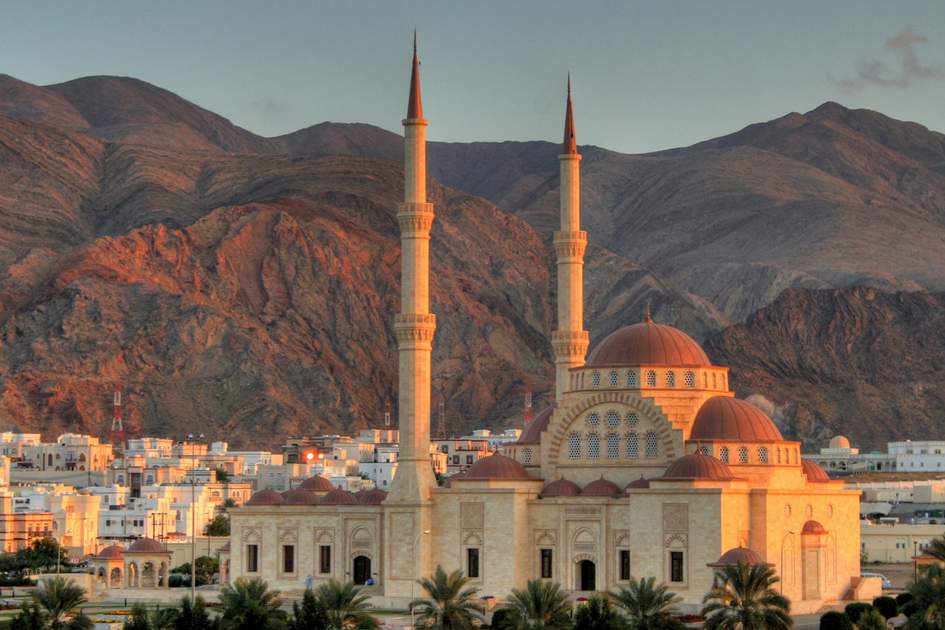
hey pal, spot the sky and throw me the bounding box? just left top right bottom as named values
left=2, top=1, right=944, bottom=153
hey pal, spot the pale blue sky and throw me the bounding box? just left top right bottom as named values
left=2, top=0, right=944, bottom=152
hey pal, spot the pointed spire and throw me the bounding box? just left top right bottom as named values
left=563, top=74, right=577, bottom=154
left=407, top=30, right=423, bottom=119
left=643, top=302, right=653, bottom=323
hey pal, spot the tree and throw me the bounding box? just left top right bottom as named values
left=172, top=556, right=219, bottom=586
left=819, top=611, right=853, bottom=630
left=873, top=596, right=898, bottom=620
left=16, top=539, right=71, bottom=575
left=314, top=579, right=379, bottom=630
left=206, top=515, right=231, bottom=537
left=925, top=536, right=945, bottom=563
left=701, top=563, right=792, bottom=630
left=505, top=580, right=572, bottom=630
left=855, top=609, right=887, bottom=630
left=215, top=468, right=231, bottom=483
left=28, top=576, right=94, bottom=630
left=175, top=596, right=218, bottom=630
left=611, top=577, right=683, bottom=630
left=844, top=604, right=874, bottom=626
left=490, top=608, right=520, bottom=630
left=906, top=564, right=945, bottom=630
left=410, top=566, right=484, bottom=630
left=219, top=578, right=287, bottom=630
left=10, top=602, right=47, bottom=630
left=123, top=604, right=154, bottom=630
left=573, top=596, right=625, bottom=630
left=289, top=589, right=328, bottom=630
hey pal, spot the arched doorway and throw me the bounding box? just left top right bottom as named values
left=353, top=556, right=371, bottom=585
left=110, top=567, right=122, bottom=588
left=578, top=560, right=595, bottom=591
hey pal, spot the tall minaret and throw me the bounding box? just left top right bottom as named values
left=551, top=77, right=589, bottom=400
left=388, top=32, right=437, bottom=503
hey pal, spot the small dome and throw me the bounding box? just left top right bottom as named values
left=802, top=460, right=831, bottom=483
left=97, top=545, right=125, bottom=560
left=518, top=408, right=553, bottom=444
left=690, top=397, right=783, bottom=443
left=246, top=488, right=285, bottom=506
left=282, top=487, right=319, bottom=505
left=663, top=453, right=735, bottom=481
left=355, top=488, right=388, bottom=505
left=802, top=520, right=827, bottom=535
left=625, top=477, right=651, bottom=490
left=581, top=477, right=622, bottom=497
left=709, top=547, right=767, bottom=567
left=299, top=475, right=335, bottom=492
left=829, top=435, right=851, bottom=449
left=320, top=488, right=358, bottom=505
left=587, top=319, right=710, bottom=368
left=463, top=453, right=534, bottom=481
left=128, top=538, right=165, bottom=553
left=540, top=478, right=581, bottom=498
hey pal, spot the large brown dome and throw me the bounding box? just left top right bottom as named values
left=663, top=453, right=735, bottom=481
left=586, top=320, right=710, bottom=368
left=246, top=488, right=285, bottom=506
left=690, top=397, right=783, bottom=442
left=518, top=407, right=553, bottom=444
left=463, top=453, right=533, bottom=481
left=127, top=537, right=165, bottom=553
left=802, top=460, right=831, bottom=483
left=299, top=475, right=335, bottom=492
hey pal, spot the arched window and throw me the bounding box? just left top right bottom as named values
left=627, top=371, right=638, bottom=387
left=758, top=447, right=769, bottom=464
left=522, top=448, right=533, bottom=465
left=625, top=413, right=639, bottom=427
left=645, top=432, right=658, bottom=458
left=719, top=446, right=729, bottom=463
left=665, top=371, right=676, bottom=387
left=608, top=371, right=619, bottom=387
left=591, top=371, right=601, bottom=388
left=697, top=445, right=711, bottom=456
left=606, top=411, right=620, bottom=428
left=703, top=373, right=708, bottom=388
left=626, top=433, right=640, bottom=458
left=606, top=434, right=620, bottom=459
left=586, top=413, right=600, bottom=427
left=738, top=447, right=749, bottom=464
left=684, top=371, right=696, bottom=387
left=646, top=370, right=657, bottom=387
left=568, top=434, right=581, bottom=459
left=587, top=433, right=601, bottom=459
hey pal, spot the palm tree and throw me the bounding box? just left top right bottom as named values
left=218, top=578, right=287, bottom=630
left=573, top=595, right=626, bottom=630
left=611, top=576, right=683, bottom=630
left=505, top=580, right=572, bottom=630
left=30, top=576, right=94, bottom=630
left=908, top=564, right=945, bottom=629
left=314, top=579, right=379, bottom=630
left=926, top=536, right=945, bottom=563
left=701, top=563, right=792, bottom=630
left=409, top=566, right=484, bottom=630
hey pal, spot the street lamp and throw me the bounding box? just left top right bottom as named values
left=914, top=540, right=919, bottom=582
left=186, top=433, right=204, bottom=601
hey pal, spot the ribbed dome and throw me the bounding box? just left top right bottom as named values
left=625, top=477, right=651, bottom=490
left=690, top=397, right=783, bottom=442
left=802, top=460, right=831, bottom=483
left=709, top=547, right=767, bottom=567
left=463, top=453, right=533, bottom=481
left=97, top=544, right=125, bottom=560
left=128, top=538, right=165, bottom=553
left=247, top=488, right=285, bottom=506
left=581, top=477, right=622, bottom=497
left=282, top=487, right=319, bottom=505
left=587, top=320, right=710, bottom=368
left=663, top=453, right=735, bottom=481
left=802, top=520, right=826, bottom=535
left=299, top=475, right=335, bottom=492
left=355, top=488, right=388, bottom=505
left=518, top=408, right=553, bottom=444
left=829, top=435, right=851, bottom=449
left=320, top=488, right=358, bottom=505
left=540, top=478, right=581, bottom=498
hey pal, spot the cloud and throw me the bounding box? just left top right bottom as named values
left=250, top=98, right=291, bottom=120
left=827, top=27, right=943, bottom=91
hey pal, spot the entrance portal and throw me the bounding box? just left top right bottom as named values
left=353, top=555, right=371, bottom=585
left=578, top=559, right=596, bottom=591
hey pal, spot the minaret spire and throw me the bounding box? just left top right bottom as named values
left=407, top=30, right=423, bottom=119
left=551, top=77, right=589, bottom=400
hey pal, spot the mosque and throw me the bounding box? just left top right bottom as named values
left=227, top=41, right=867, bottom=613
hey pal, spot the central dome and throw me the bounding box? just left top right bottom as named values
left=586, top=318, right=710, bottom=368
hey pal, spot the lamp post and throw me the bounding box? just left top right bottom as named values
left=914, top=540, right=919, bottom=582
left=186, top=433, right=204, bottom=602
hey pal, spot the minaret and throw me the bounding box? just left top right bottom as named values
left=388, top=31, right=437, bottom=503
left=551, top=77, right=589, bottom=400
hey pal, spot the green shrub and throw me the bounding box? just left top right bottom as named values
left=844, top=603, right=874, bottom=624
left=490, top=608, right=519, bottom=630
left=872, top=596, right=898, bottom=619
left=895, top=592, right=914, bottom=608
left=855, top=609, right=887, bottom=630
left=820, top=611, right=854, bottom=630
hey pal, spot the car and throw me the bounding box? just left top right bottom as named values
left=861, top=571, right=893, bottom=589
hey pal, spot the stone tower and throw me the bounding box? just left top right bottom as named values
left=551, top=77, right=589, bottom=400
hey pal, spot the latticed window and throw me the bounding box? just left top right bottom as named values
left=522, top=448, right=533, bottom=465
left=586, top=413, right=600, bottom=427
left=568, top=433, right=581, bottom=459
left=685, top=371, right=696, bottom=387
left=665, top=371, right=676, bottom=387
left=645, top=431, right=658, bottom=458
left=719, top=446, right=729, bottom=463
left=646, top=370, right=657, bottom=387
left=758, top=446, right=769, bottom=464
left=627, top=432, right=640, bottom=458
left=626, top=413, right=639, bottom=427
left=627, top=371, right=638, bottom=387
left=606, top=433, right=620, bottom=459
left=738, top=446, right=749, bottom=464
left=697, top=445, right=711, bottom=456
left=591, top=371, right=601, bottom=388
left=587, top=433, right=601, bottom=459
left=606, top=410, right=620, bottom=428
left=609, top=371, right=619, bottom=387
